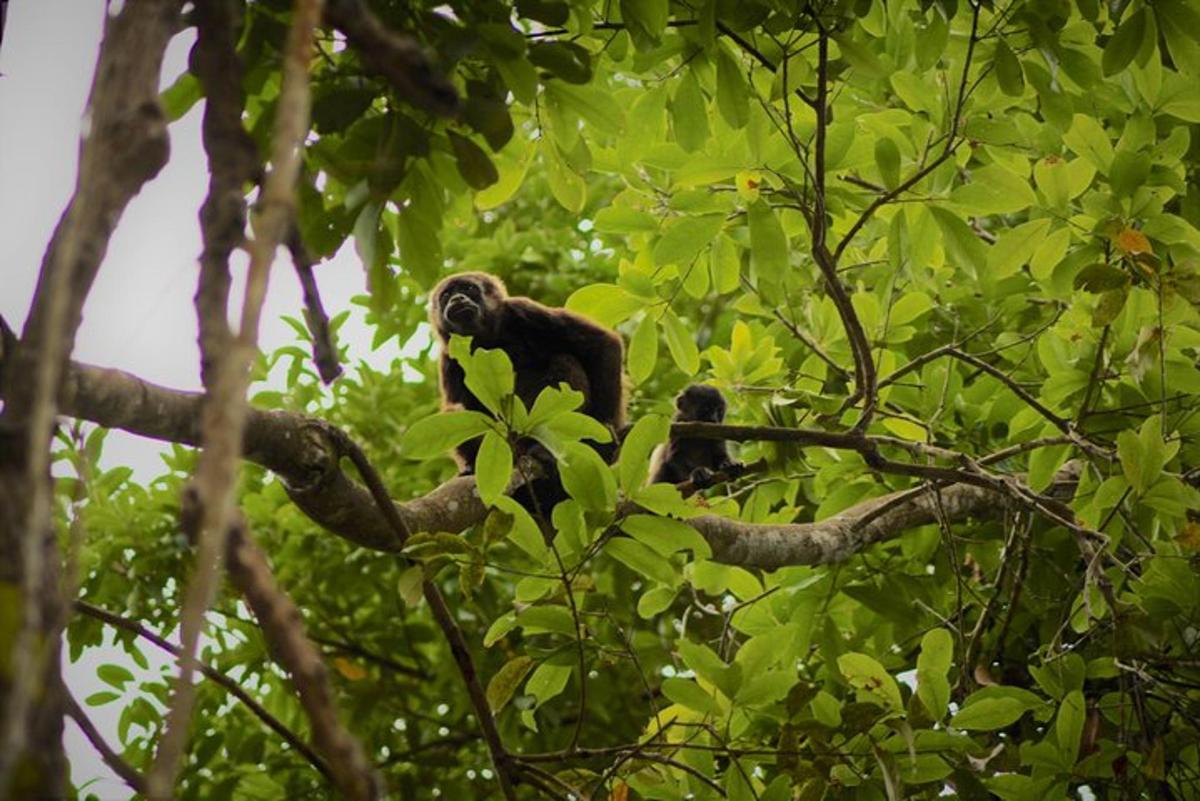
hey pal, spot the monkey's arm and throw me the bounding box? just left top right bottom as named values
left=508, top=299, right=625, bottom=427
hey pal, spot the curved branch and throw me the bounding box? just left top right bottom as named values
left=5, top=353, right=1088, bottom=572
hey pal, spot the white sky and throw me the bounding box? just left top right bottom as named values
left=1, top=2, right=403, bottom=796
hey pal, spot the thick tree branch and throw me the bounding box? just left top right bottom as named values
left=4, top=353, right=1091, bottom=573
left=220, top=510, right=380, bottom=800
left=0, top=0, right=178, bottom=793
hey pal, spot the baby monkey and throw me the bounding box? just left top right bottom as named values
left=649, top=384, right=743, bottom=488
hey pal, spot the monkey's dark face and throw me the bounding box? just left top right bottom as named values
left=433, top=274, right=504, bottom=338
left=676, top=385, right=727, bottom=423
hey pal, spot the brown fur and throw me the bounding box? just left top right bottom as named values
left=430, top=272, right=626, bottom=474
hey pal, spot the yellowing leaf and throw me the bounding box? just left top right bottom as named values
left=1175, top=521, right=1200, bottom=552
left=1115, top=228, right=1153, bottom=256
left=334, top=657, right=368, bottom=681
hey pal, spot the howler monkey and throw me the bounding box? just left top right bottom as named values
left=649, top=384, right=743, bottom=488
left=430, top=272, right=625, bottom=483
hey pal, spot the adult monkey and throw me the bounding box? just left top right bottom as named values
left=429, top=272, right=625, bottom=482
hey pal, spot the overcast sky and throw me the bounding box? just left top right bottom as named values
left=1, top=3, right=400, bottom=796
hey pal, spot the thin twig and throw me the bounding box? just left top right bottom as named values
left=64, top=688, right=148, bottom=795
left=74, top=601, right=332, bottom=781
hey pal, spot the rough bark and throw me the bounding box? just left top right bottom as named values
left=1, top=354, right=1080, bottom=571
left=0, top=1, right=178, bottom=796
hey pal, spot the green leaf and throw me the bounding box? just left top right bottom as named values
left=475, top=432, right=512, bottom=507
left=398, top=566, right=424, bottom=607
left=85, top=691, right=121, bottom=706
left=525, top=386, right=585, bottom=429
left=487, top=656, right=534, bottom=712
left=637, top=585, right=676, bottom=617
left=1103, top=8, right=1147, bottom=77
left=662, top=677, right=723, bottom=715
left=449, top=338, right=516, bottom=417
left=524, top=660, right=573, bottom=709
left=621, top=514, right=711, bottom=558
left=97, top=663, right=135, bottom=691
left=604, top=538, right=678, bottom=586
left=951, top=697, right=1034, bottom=730
left=950, top=165, right=1037, bottom=215
left=1062, top=114, right=1114, bottom=173
left=1109, top=150, right=1151, bottom=198
left=889, top=292, right=933, bottom=327
left=401, top=411, right=494, bottom=459
left=394, top=209, right=442, bottom=287
left=628, top=314, right=659, bottom=386
left=621, top=0, right=668, bottom=50
left=671, top=71, right=710, bottom=152
left=710, top=234, right=741, bottom=294
left=541, top=138, right=586, bottom=213
left=916, top=629, right=953, bottom=720
left=1073, top=263, right=1129, bottom=292
left=838, top=652, right=903, bottom=712
left=735, top=668, right=796, bottom=707
left=677, top=639, right=739, bottom=699
left=483, top=612, right=518, bottom=647
left=619, top=414, right=670, bottom=492
left=654, top=214, right=724, bottom=269
left=558, top=441, right=617, bottom=511
left=748, top=200, right=789, bottom=278
left=448, top=131, right=499, bottom=190
left=517, top=605, right=577, bottom=637
left=930, top=206, right=986, bottom=276
left=994, top=41, right=1025, bottom=96
left=715, top=47, right=750, bottom=129
left=662, top=310, right=700, bottom=375
left=529, top=41, right=592, bottom=84
left=545, top=83, right=624, bottom=136
left=159, top=72, right=202, bottom=122
left=1055, top=690, right=1086, bottom=764
left=874, top=137, right=901, bottom=190
left=565, top=283, right=644, bottom=327
left=594, top=206, right=658, bottom=234
left=1092, top=288, right=1128, bottom=327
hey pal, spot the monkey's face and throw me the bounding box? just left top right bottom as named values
left=434, top=275, right=502, bottom=338
left=676, top=385, right=726, bottom=423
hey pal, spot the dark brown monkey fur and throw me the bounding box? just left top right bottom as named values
left=429, top=272, right=625, bottom=484
left=649, top=384, right=742, bottom=488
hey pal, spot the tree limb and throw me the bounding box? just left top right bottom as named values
left=324, top=0, right=459, bottom=117
left=1, top=352, right=1089, bottom=572
left=219, top=508, right=380, bottom=800
left=0, top=0, right=178, bottom=793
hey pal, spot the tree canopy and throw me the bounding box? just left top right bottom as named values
left=3, top=0, right=1200, bottom=799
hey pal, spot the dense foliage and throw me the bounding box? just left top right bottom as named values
left=65, top=1, right=1200, bottom=799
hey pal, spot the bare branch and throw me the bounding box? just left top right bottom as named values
left=221, top=510, right=380, bottom=800
left=148, top=0, right=325, bottom=795
left=64, top=688, right=148, bottom=795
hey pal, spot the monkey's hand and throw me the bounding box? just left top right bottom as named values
left=689, top=466, right=716, bottom=489
left=717, top=460, right=746, bottom=478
